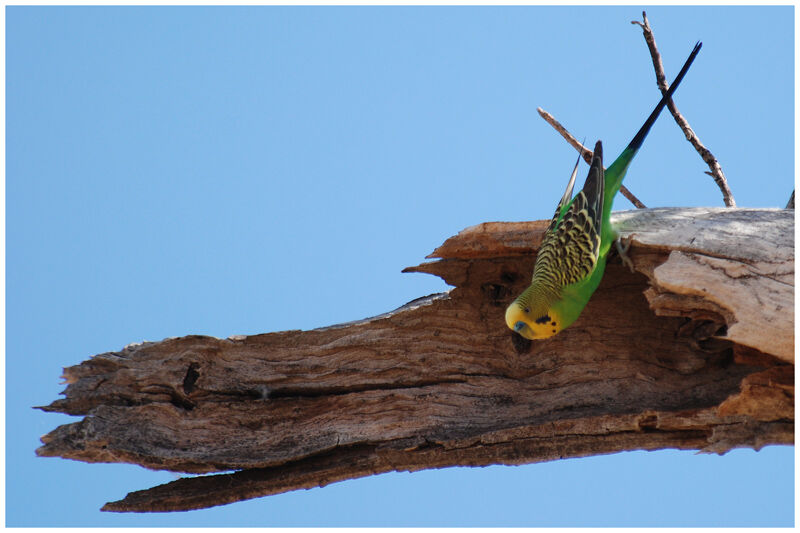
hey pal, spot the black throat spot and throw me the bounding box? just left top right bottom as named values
left=535, top=314, right=551, bottom=324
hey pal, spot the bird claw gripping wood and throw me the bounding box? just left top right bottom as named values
left=615, top=235, right=636, bottom=273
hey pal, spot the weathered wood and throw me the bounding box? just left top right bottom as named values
left=36, top=207, right=794, bottom=513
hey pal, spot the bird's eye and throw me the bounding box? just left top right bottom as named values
left=523, top=307, right=530, bottom=313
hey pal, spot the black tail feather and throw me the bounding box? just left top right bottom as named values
left=626, top=41, right=702, bottom=154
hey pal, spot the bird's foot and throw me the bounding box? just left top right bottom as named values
left=615, top=235, right=636, bottom=273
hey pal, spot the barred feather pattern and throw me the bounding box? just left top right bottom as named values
left=532, top=142, right=604, bottom=291
left=533, top=193, right=601, bottom=289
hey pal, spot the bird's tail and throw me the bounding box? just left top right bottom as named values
left=604, top=41, right=702, bottom=207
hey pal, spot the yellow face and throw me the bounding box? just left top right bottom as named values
left=505, top=302, right=563, bottom=340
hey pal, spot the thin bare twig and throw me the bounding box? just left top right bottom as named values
left=618, top=185, right=647, bottom=209
left=536, top=107, right=593, bottom=165
left=632, top=11, right=736, bottom=207
left=536, top=107, right=647, bottom=209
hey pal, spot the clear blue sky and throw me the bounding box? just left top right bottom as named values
left=7, top=5, right=794, bottom=527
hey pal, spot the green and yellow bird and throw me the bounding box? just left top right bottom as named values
left=505, top=42, right=702, bottom=340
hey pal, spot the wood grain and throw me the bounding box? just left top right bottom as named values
left=36, top=208, right=794, bottom=512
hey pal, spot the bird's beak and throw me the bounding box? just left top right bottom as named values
left=513, top=321, right=527, bottom=333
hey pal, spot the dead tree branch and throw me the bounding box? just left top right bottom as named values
left=536, top=107, right=594, bottom=165
left=37, top=208, right=793, bottom=513
left=536, top=107, right=646, bottom=209
left=632, top=11, right=736, bottom=207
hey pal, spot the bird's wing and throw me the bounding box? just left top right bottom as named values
left=545, top=148, right=582, bottom=235
left=536, top=141, right=604, bottom=288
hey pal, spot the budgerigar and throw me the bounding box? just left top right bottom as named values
left=505, top=42, right=702, bottom=340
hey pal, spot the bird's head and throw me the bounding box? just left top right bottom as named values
left=505, top=300, right=563, bottom=340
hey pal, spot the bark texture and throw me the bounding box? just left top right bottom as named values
left=36, top=207, right=794, bottom=513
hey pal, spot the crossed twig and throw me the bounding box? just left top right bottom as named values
left=538, top=11, right=737, bottom=209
